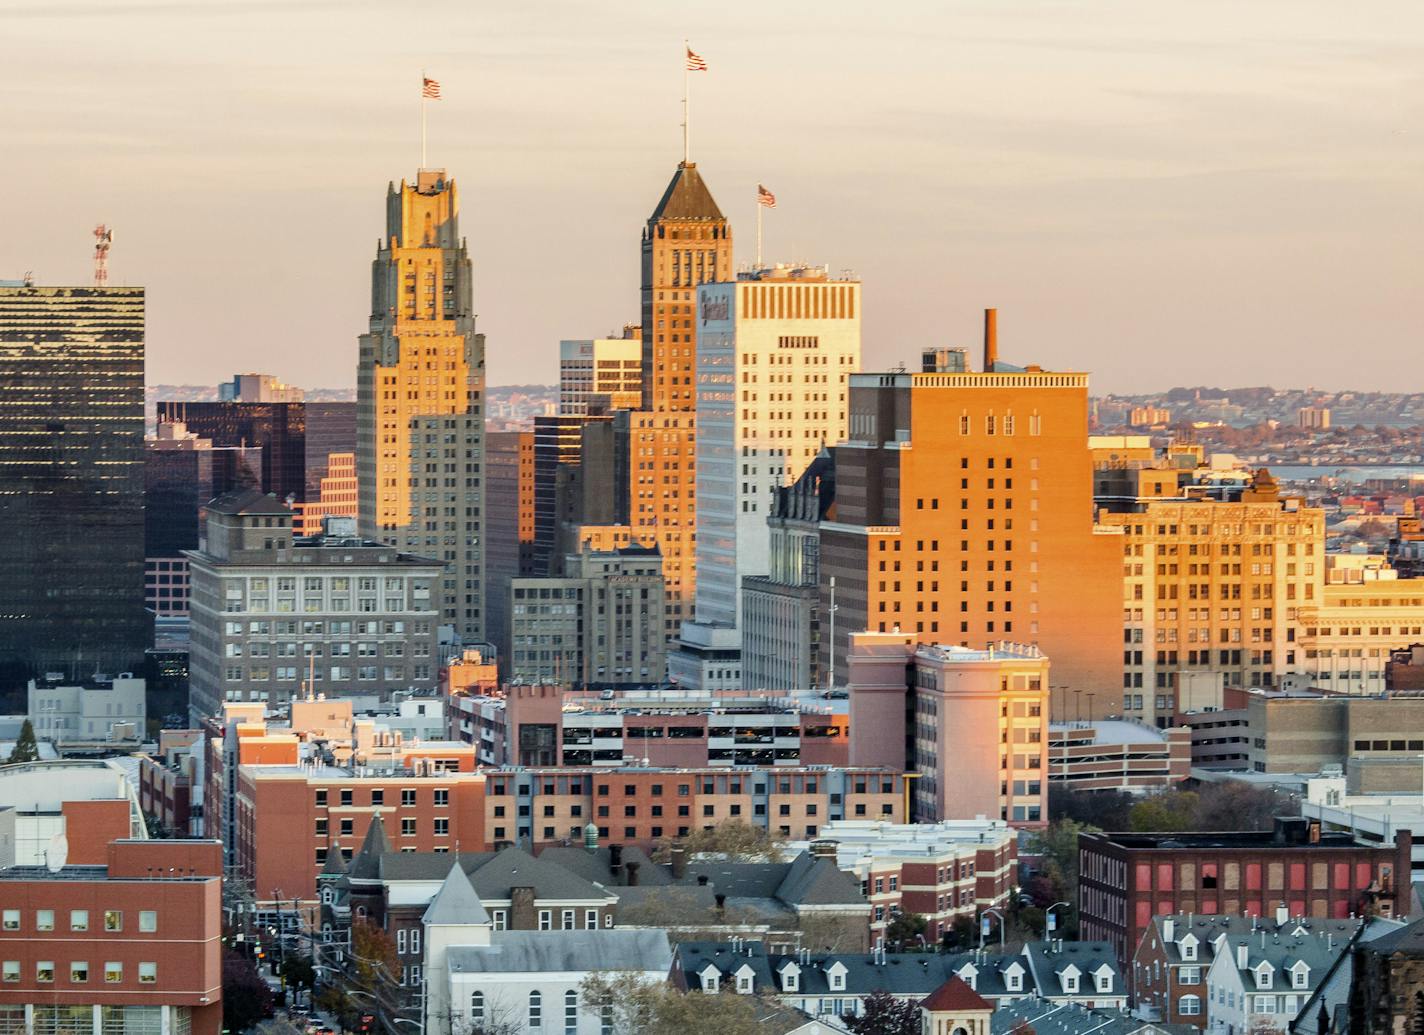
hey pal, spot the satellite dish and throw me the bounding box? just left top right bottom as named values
left=45, top=831, right=68, bottom=873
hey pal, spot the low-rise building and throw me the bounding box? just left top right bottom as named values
left=673, top=939, right=1126, bottom=1024
left=1079, top=818, right=1412, bottom=963
left=0, top=760, right=146, bottom=866
left=482, top=765, right=907, bottom=852
left=1047, top=721, right=1191, bottom=792
left=0, top=838, right=223, bottom=1035
left=27, top=675, right=145, bottom=751
left=447, top=683, right=848, bottom=769
left=786, top=819, right=1019, bottom=943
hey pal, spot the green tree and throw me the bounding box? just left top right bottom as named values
left=653, top=819, right=787, bottom=863
left=843, top=990, right=919, bottom=1035
left=1128, top=790, right=1199, bottom=832
left=581, top=973, right=767, bottom=1035
left=885, top=911, right=928, bottom=949
left=8, top=719, right=39, bottom=764
left=223, top=948, right=274, bottom=1033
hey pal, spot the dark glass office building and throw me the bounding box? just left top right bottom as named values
left=156, top=399, right=355, bottom=504
left=0, top=286, right=150, bottom=690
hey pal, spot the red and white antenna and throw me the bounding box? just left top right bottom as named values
left=93, top=225, right=113, bottom=286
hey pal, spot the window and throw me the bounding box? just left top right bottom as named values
left=71, top=962, right=88, bottom=983
left=105, top=962, right=123, bottom=983
left=0, top=962, right=16, bottom=983
left=1179, top=967, right=1200, bottom=984
left=539, top=911, right=552, bottom=931
left=562, top=910, right=575, bottom=930
left=402, top=818, right=417, bottom=836
left=564, top=988, right=578, bottom=1034
left=529, top=990, right=543, bottom=1029
left=585, top=909, right=599, bottom=930
left=139, top=911, right=157, bottom=933
left=1, top=911, right=16, bottom=931
left=434, top=818, right=449, bottom=836
left=71, top=910, right=88, bottom=931
left=402, top=789, right=417, bottom=806
left=104, top=911, right=122, bottom=932
left=737, top=971, right=753, bottom=994
left=36, top=961, right=54, bottom=983
left=1178, top=995, right=1201, bottom=1017
left=398, top=930, right=407, bottom=954
left=36, top=910, right=54, bottom=932
left=470, top=991, right=484, bottom=1025
left=411, top=929, right=420, bottom=955
left=138, top=963, right=156, bottom=985
left=434, top=789, right=449, bottom=807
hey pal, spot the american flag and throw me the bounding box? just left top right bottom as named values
left=685, top=46, right=707, bottom=71
left=757, top=183, right=776, bottom=208
left=422, top=77, right=441, bottom=100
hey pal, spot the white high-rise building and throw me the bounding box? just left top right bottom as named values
left=670, top=264, right=861, bottom=690
left=558, top=335, right=643, bottom=414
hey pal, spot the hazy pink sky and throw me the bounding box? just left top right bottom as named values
left=2, top=0, right=1420, bottom=394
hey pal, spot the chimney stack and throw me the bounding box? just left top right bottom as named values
left=983, top=308, right=998, bottom=372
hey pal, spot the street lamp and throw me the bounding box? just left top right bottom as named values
left=979, top=908, right=1006, bottom=951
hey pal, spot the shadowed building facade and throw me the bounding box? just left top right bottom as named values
left=357, top=169, right=486, bottom=641
left=0, top=286, right=150, bottom=686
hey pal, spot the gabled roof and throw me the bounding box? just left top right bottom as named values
left=467, top=846, right=611, bottom=903
left=775, top=853, right=866, bottom=907
left=347, top=815, right=390, bottom=883
left=922, top=975, right=993, bottom=1013
left=448, top=929, right=672, bottom=975
left=205, top=489, right=290, bottom=516
left=648, top=163, right=725, bottom=222
left=423, top=863, right=490, bottom=927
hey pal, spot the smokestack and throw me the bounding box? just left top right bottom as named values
left=983, top=308, right=998, bottom=372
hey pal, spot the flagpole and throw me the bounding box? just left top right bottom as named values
left=420, top=69, right=427, bottom=169
left=756, top=196, right=763, bottom=268
left=682, top=41, right=690, bottom=165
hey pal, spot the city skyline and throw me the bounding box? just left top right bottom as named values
left=3, top=0, right=1420, bottom=395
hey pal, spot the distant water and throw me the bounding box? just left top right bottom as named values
left=1272, top=464, right=1424, bottom=484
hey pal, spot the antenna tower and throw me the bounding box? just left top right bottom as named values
left=92, top=225, right=113, bottom=286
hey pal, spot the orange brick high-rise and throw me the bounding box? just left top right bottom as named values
left=821, top=311, right=1120, bottom=703
left=632, top=162, right=732, bottom=644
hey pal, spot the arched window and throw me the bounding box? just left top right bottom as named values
left=564, top=989, right=578, bottom=1034
left=470, top=991, right=484, bottom=1024
left=1179, top=995, right=1201, bottom=1017
left=529, top=990, right=543, bottom=1029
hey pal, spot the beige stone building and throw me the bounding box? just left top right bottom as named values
left=1295, top=579, right=1424, bottom=695
left=1097, top=473, right=1326, bottom=727
left=357, top=169, right=485, bottom=640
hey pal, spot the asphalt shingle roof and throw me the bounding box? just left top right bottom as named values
left=447, top=929, right=672, bottom=975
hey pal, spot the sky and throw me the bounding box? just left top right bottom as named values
left=1, top=0, right=1421, bottom=395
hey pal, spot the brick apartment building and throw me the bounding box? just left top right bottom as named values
left=483, top=765, right=907, bottom=851
left=0, top=839, right=223, bottom=1035
left=1079, top=817, right=1412, bottom=961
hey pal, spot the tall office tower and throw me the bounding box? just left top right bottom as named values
left=671, top=265, right=861, bottom=689
left=220, top=372, right=304, bottom=402
left=357, top=169, right=486, bottom=641
left=631, top=162, right=733, bottom=646
left=820, top=312, right=1121, bottom=703
left=559, top=333, right=643, bottom=414
left=158, top=398, right=307, bottom=503
left=0, top=286, right=150, bottom=685
left=484, top=429, right=536, bottom=661
left=145, top=418, right=261, bottom=615
left=1096, top=469, right=1326, bottom=727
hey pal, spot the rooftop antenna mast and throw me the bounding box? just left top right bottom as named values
left=92, top=225, right=113, bottom=287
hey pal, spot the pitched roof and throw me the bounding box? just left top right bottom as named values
left=648, top=163, right=725, bottom=222
left=205, top=489, right=291, bottom=516
left=922, top=975, right=993, bottom=1013
left=466, top=846, right=611, bottom=902
left=319, top=844, right=348, bottom=877
left=448, top=929, right=672, bottom=974
left=775, top=853, right=865, bottom=906
left=423, top=863, right=490, bottom=927
left=347, top=815, right=390, bottom=883
left=536, top=844, right=672, bottom=887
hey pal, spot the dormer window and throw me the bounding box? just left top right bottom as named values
left=1291, top=964, right=1309, bottom=989
left=781, top=964, right=800, bottom=993
left=1095, top=970, right=1112, bottom=994
left=736, top=972, right=754, bottom=995
left=1005, top=969, right=1022, bottom=992
left=957, top=965, right=977, bottom=992
left=1063, top=975, right=1079, bottom=994
left=827, top=963, right=847, bottom=992
left=1255, top=964, right=1273, bottom=990
left=699, top=966, right=720, bottom=993
left=1179, top=936, right=1197, bottom=962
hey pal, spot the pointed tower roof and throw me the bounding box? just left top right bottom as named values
left=348, top=814, right=390, bottom=883
left=423, top=862, right=490, bottom=927
left=648, top=163, right=724, bottom=222
left=319, top=844, right=348, bottom=878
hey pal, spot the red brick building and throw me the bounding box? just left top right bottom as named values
left=0, top=839, right=223, bottom=1035
left=1079, top=817, right=1412, bottom=961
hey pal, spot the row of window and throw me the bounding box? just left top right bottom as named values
left=2, top=910, right=155, bottom=933
left=315, top=787, right=450, bottom=807
left=1, top=961, right=156, bottom=984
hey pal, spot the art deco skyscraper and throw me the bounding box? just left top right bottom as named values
left=631, top=162, right=732, bottom=644
left=357, top=169, right=486, bottom=640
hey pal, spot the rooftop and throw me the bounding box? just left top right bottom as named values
left=918, top=641, right=1046, bottom=664
left=448, top=929, right=673, bottom=975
